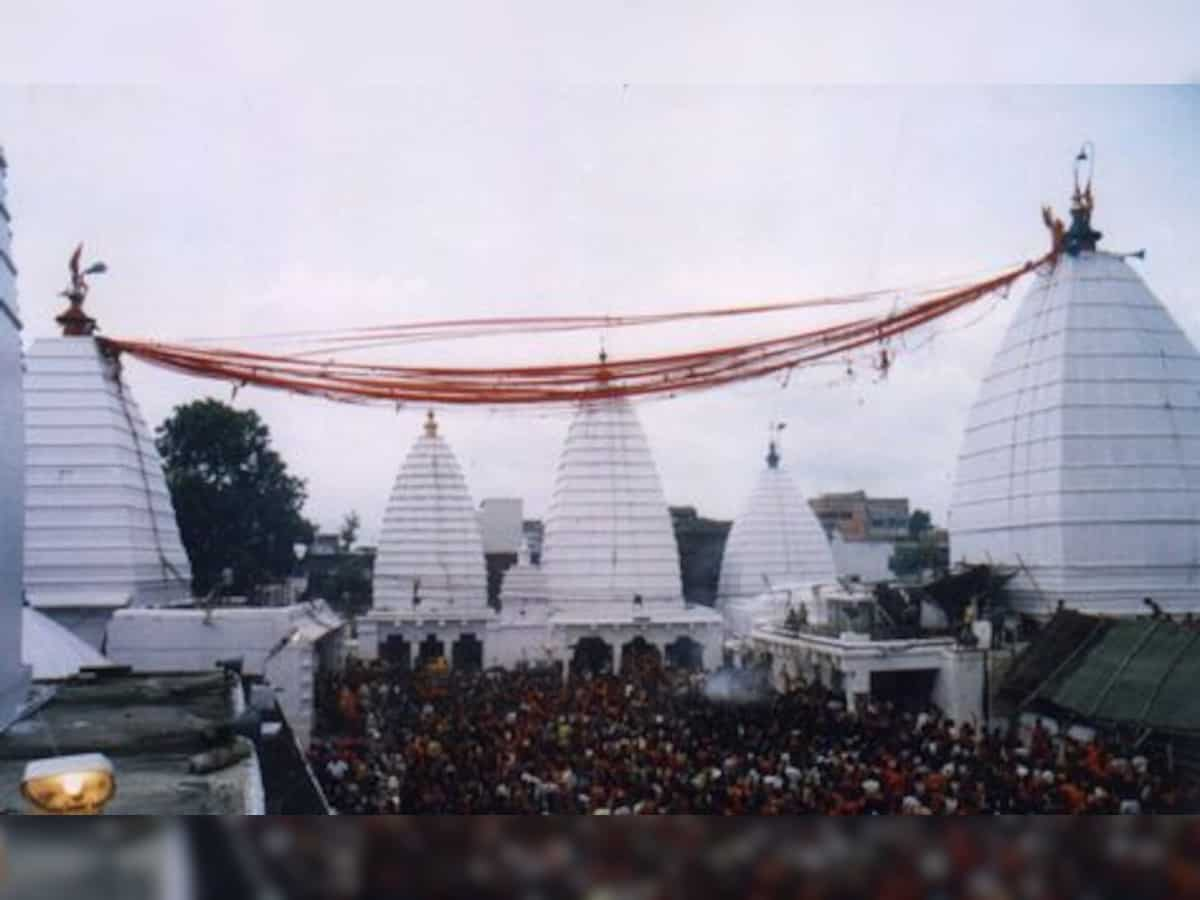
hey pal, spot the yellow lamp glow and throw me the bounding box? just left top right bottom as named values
left=20, top=753, right=116, bottom=815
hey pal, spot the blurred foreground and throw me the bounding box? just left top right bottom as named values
left=4, top=818, right=1200, bottom=900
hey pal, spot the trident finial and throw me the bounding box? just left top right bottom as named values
left=767, top=422, right=786, bottom=468
left=55, top=243, right=107, bottom=336
left=1065, top=142, right=1101, bottom=256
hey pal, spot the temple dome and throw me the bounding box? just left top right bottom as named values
left=717, top=442, right=837, bottom=632
left=950, top=250, right=1200, bottom=615
left=24, top=336, right=193, bottom=621
left=542, top=397, right=684, bottom=606
left=372, top=412, right=488, bottom=612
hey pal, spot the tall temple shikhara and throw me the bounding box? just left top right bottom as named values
left=539, top=395, right=723, bottom=670
left=542, top=396, right=688, bottom=608
left=950, top=164, right=1200, bottom=616
left=359, top=410, right=494, bottom=670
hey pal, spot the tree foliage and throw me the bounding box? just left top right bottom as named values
left=157, top=398, right=315, bottom=596
left=908, top=509, right=933, bottom=540
left=339, top=511, right=361, bottom=552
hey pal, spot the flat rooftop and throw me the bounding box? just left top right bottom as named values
left=0, top=671, right=259, bottom=815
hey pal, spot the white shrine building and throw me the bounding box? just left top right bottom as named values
left=717, top=438, right=838, bottom=636
left=357, top=398, right=724, bottom=673
left=22, top=270, right=192, bottom=648
left=536, top=395, right=723, bottom=674
left=950, top=179, right=1200, bottom=617
left=357, top=411, right=495, bottom=669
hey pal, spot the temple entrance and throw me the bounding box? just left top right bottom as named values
left=665, top=636, right=704, bottom=671
left=381, top=635, right=411, bottom=672
left=870, top=668, right=938, bottom=713
left=451, top=633, right=484, bottom=673
left=570, top=637, right=614, bottom=676
left=620, top=636, right=662, bottom=678
left=416, top=635, right=447, bottom=670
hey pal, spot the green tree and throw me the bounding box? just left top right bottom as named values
left=339, top=511, right=360, bottom=552
left=157, top=398, right=315, bottom=596
left=908, top=508, right=933, bottom=540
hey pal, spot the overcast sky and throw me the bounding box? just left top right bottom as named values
left=2, top=12, right=1197, bottom=544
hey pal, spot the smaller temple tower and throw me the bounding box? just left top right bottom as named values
left=489, top=537, right=557, bottom=667
left=24, top=248, right=192, bottom=647
left=359, top=411, right=494, bottom=670
left=718, top=433, right=837, bottom=636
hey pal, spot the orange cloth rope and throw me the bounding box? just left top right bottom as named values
left=101, top=252, right=1052, bottom=406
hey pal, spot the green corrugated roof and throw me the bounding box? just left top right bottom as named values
left=1040, top=618, right=1200, bottom=734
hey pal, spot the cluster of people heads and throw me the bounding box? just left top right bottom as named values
left=309, top=654, right=1192, bottom=816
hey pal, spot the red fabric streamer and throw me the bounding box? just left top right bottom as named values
left=100, top=252, right=1052, bottom=406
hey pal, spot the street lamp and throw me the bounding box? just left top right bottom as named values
left=21, top=753, right=115, bottom=815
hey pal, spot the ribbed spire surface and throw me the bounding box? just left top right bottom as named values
left=24, top=336, right=193, bottom=610
left=373, top=414, right=488, bottom=612
left=718, top=445, right=836, bottom=616
left=950, top=251, right=1200, bottom=615
left=542, top=398, right=683, bottom=606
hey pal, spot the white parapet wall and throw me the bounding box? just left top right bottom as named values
left=750, top=626, right=985, bottom=726
left=106, top=602, right=344, bottom=749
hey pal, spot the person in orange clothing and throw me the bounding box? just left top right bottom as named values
left=1059, top=778, right=1088, bottom=814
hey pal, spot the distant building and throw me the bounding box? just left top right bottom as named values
left=478, top=498, right=524, bottom=554
left=670, top=506, right=730, bottom=608
left=478, top=498, right=523, bottom=608
left=809, top=491, right=910, bottom=542
left=522, top=520, right=544, bottom=564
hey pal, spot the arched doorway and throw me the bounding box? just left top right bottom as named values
left=570, top=637, right=613, bottom=676
left=416, top=634, right=446, bottom=670
left=382, top=635, right=412, bottom=672
left=665, top=636, right=704, bottom=671
left=451, top=633, right=484, bottom=673
left=620, top=636, right=662, bottom=678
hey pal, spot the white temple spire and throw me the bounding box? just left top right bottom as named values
left=24, top=250, right=192, bottom=648
left=542, top=396, right=684, bottom=606
left=718, top=434, right=836, bottom=634
left=951, top=168, right=1200, bottom=615
left=372, top=412, right=488, bottom=612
